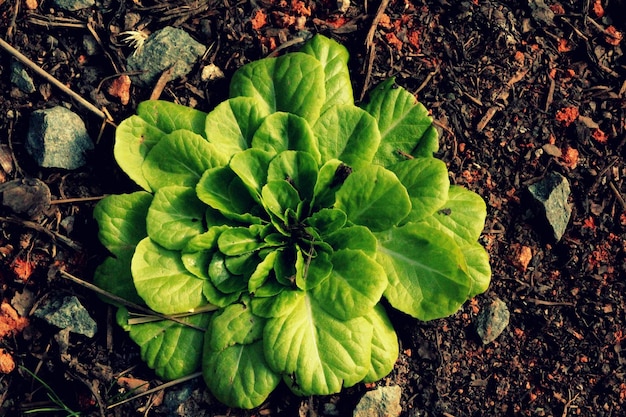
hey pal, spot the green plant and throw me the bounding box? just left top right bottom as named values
left=94, top=34, right=490, bottom=409
left=20, top=366, right=82, bottom=416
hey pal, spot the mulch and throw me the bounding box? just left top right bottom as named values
left=1, top=0, right=625, bottom=416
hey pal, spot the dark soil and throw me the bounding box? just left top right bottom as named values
left=1, top=0, right=625, bottom=416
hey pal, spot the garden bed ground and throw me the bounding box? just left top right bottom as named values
left=1, top=0, right=625, bottom=416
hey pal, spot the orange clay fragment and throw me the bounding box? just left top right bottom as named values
left=108, top=75, right=131, bottom=105
left=555, top=106, right=579, bottom=126
left=0, top=348, right=15, bottom=374
left=0, top=302, right=29, bottom=339
left=251, top=9, right=268, bottom=31
left=605, top=26, right=623, bottom=46
left=593, top=0, right=604, bottom=18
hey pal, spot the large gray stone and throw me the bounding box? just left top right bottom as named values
left=26, top=106, right=94, bottom=170
left=353, top=385, right=402, bottom=417
left=34, top=295, right=97, bottom=338
left=127, top=26, right=206, bottom=87
left=527, top=172, right=572, bottom=241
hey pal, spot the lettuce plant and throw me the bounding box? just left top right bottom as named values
left=94, top=34, right=490, bottom=409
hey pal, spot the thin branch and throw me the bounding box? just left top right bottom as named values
left=49, top=196, right=107, bottom=205
left=59, top=270, right=215, bottom=331
left=0, top=215, right=82, bottom=251
left=106, top=372, right=202, bottom=410
left=0, top=37, right=107, bottom=120
left=360, top=0, right=390, bottom=101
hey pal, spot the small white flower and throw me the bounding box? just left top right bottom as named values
left=119, top=30, right=149, bottom=57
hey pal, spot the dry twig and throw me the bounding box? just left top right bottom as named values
left=0, top=37, right=107, bottom=120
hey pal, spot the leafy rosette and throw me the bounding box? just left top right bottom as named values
left=94, top=35, right=491, bottom=409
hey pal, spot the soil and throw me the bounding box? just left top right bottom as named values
left=1, top=0, right=625, bottom=416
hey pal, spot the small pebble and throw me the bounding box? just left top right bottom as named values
left=527, top=172, right=572, bottom=241
left=353, top=385, right=402, bottom=417
left=10, top=60, right=36, bottom=94
left=475, top=298, right=510, bottom=345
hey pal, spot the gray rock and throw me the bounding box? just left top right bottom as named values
left=26, top=106, right=94, bottom=170
left=127, top=26, right=206, bottom=87
left=527, top=172, right=572, bottom=241
left=34, top=295, right=97, bottom=337
left=82, top=35, right=99, bottom=56
left=353, top=385, right=402, bottom=417
left=0, top=178, right=51, bottom=218
left=475, top=298, right=510, bottom=345
left=52, top=0, right=95, bottom=11
left=10, top=60, right=36, bottom=93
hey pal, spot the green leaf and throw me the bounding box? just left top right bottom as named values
left=203, top=302, right=279, bottom=409
left=203, top=279, right=242, bottom=307
left=206, top=301, right=265, bottom=351
left=181, top=250, right=210, bottom=280
left=389, top=158, right=450, bottom=223
left=183, top=225, right=230, bottom=253
left=196, top=167, right=261, bottom=224
left=363, top=305, right=399, bottom=382
left=420, top=185, right=487, bottom=244
left=334, top=165, right=411, bottom=232
left=93, top=192, right=152, bottom=304
left=203, top=340, right=280, bottom=409
left=312, top=159, right=345, bottom=209
left=142, top=130, right=227, bottom=191
left=261, top=180, right=301, bottom=222
left=413, top=125, right=439, bottom=158
left=413, top=186, right=490, bottom=297
left=94, top=192, right=152, bottom=256
left=362, top=78, right=437, bottom=166
left=463, top=241, right=491, bottom=298
left=230, top=52, right=326, bottom=123
left=204, top=97, right=270, bottom=157
left=114, top=116, right=165, bottom=191
left=263, top=291, right=373, bottom=395
left=251, top=288, right=301, bottom=318
left=305, top=208, right=346, bottom=236
left=217, top=226, right=267, bottom=256
left=126, top=312, right=210, bottom=380
left=137, top=100, right=207, bottom=136
left=146, top=186, right=206, bottom=250
left=251, top=113, right=321, bottom=164
left=132, top=238, right=207, bottom=314
left=229, top=149, right=273, bottom=200
left=300, top=34, right=353, bottom=113
left=267, top=150, right=319, bottom=204
left=313, top=105, right=380, bottom=169
left=377, top=223, right=472, bottom=321
left=310, top=249, right=387, bottom=320
left=248, top=250, right=278, bottom=293
left=294, top=244, right=333, bottom=291
left=94, top=253, right=143, bottom=305
left=208, top=252, right=247, bottom=294
left=324, top=225, right=378, bottom=257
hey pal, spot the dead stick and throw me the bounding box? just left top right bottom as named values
left=609, top=181, right=626, bottom=211
left=50, top=196, right=107, bottom=205
left=526, top=297, right=575, bottom=307
left=59, top=270, right=212, bottom=331
left=0, top=215, right=82, bottom=251
left=106, top=372, right=202, bottom=410
left=361, top=0, right=390, bottom=101
left=0, top=37, right=106, bottom=120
